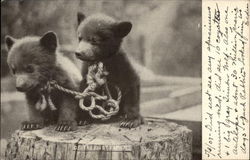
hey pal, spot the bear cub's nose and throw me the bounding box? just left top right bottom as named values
left=16, top=86, right=25, bottom=92
left=75, top=52, right=82, bottom=58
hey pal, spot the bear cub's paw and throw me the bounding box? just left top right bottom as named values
left=55, top=120, right=77, bottom=132
left=21, top=121, right=44, bottom=130
left=120, top=116, right=144, bottom=128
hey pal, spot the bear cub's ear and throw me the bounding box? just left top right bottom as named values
left=40, top=31, right=57, bottom=52
left=5, top=36, right=16, bottom=51
left=114, top=21, right=132, bottom=38
left=77, top=12, right=85, bottom=25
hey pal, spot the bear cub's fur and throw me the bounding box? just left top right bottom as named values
left=5, top=32, right=83, bottom=132
left=76, top=13, right=143, bottom=128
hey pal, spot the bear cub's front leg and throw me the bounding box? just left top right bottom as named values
left=120, top=85, right=144, bottom=128
left=21, top=94, right=44, bottom=130
left=55, top=94, right=78, bottom=132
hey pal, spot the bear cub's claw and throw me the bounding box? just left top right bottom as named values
left=77, top=120, right=91, bottom=126
left=55, top=120, right=77, bottom=132
left=120, top=117, right=144, bottom=128
left=21, top=121, right=44, bottom=130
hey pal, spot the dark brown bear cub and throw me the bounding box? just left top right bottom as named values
left=76, top=13, right=143, bottom=128
left=5, top=32, right=83, bottom=132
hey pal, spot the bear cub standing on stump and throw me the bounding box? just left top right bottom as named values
left=5, top=32, right=82, bottom=132
left=76, top=13, right=143, bottom=128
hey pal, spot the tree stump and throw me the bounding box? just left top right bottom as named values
left=5, top=118, right=192, bottom=160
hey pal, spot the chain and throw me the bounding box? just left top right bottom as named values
left=37, top=62, right=122, bottom=120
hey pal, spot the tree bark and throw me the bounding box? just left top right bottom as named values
left=5, top=118, right=192, bottom=160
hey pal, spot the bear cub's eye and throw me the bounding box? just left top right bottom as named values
left=25, top=65, right=34, bottom=73
left=78, top=37, right=82, bottom=42
left=88, top=37, right=100, bottom=45
left=91, top=37, right=97, bottom=43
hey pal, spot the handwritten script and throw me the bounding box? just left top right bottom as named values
left=203, top=1, right=249, bottom=159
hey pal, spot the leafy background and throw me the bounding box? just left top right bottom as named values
left=1, top=0, right=201, bottom=77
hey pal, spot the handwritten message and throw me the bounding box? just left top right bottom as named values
left=203, top=1, right=249, bottom=159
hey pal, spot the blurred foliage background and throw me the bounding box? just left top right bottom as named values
left=1, top=0, right=201, bottom=78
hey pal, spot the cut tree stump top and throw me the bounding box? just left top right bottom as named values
left=5, top=118, right=192, bottom=160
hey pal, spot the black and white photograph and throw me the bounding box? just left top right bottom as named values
left=1, top=0, right=202, bottom=159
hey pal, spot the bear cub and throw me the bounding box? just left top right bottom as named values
left=5, top=32, right=83, bottom=132
left=76, top=13, right=143, bottom=128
